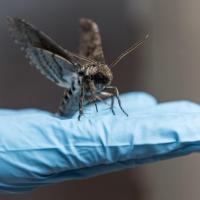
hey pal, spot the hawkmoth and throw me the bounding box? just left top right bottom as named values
left=7, top=17, right=148, bottom=120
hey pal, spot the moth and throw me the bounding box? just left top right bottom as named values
left=7, top=17, right=148, bottom=120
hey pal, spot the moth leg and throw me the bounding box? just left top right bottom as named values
left=99, top=91, right=115, bottom=114
left=94, top=95, right=107, bottom=105
left=89, top=95, right=110, bottom=112
left=110, top=95, right=115, bottom=115
left=105, top=86, right=128, bottom=116
left=87, top=82, right=99, bottom=112
left=78, top=86, right=85, bottom=120
left=94, top=102, right=98, bottom=112
left=88, top=97, right=98, bottom=112
left=89, top=82, right=110, bottom=112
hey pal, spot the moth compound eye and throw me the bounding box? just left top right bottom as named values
left=92, top=73, right=110, bottom=84
left=78, top=71, right=85, bottom=76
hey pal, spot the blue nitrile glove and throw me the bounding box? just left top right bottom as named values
left=0, top=92, right=200, bottom=193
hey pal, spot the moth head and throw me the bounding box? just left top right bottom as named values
left=91, top=64, right=113, bottom=86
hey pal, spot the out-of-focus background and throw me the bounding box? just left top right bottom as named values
left=0, top=0, right=200, bottom=199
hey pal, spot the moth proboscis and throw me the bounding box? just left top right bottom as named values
left=7, top=17, right=148, bottom=120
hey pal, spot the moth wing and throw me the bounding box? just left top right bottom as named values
left=7, top=16, right=84, bottom=66
left=79, top=18, right=106, bottom=64
left=7, top=17, right=84, bottom=117
left=26, top=47, right=80, bottom=89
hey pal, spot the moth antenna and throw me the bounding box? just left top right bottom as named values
left=70, top=52, right=97, bottom=64
left=109, top=34, right=149, bottom=68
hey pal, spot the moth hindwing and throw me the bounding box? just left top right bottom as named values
left=8, top=17, right=147, bottom=119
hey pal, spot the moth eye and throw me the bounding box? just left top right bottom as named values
left=78, top=71, right=85, bottom=76
left=92, top=73, right=109, bottom=84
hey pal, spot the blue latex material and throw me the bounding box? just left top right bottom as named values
left=0, top=92, right=200, bottom=192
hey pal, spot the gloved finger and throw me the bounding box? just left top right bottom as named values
left=0, top=94, right=200, bottom=192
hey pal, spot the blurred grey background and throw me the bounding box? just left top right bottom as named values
left=0, top=0, right=200, bottom=199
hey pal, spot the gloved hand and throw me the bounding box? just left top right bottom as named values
left=0, top=92, right=200, bottom=193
